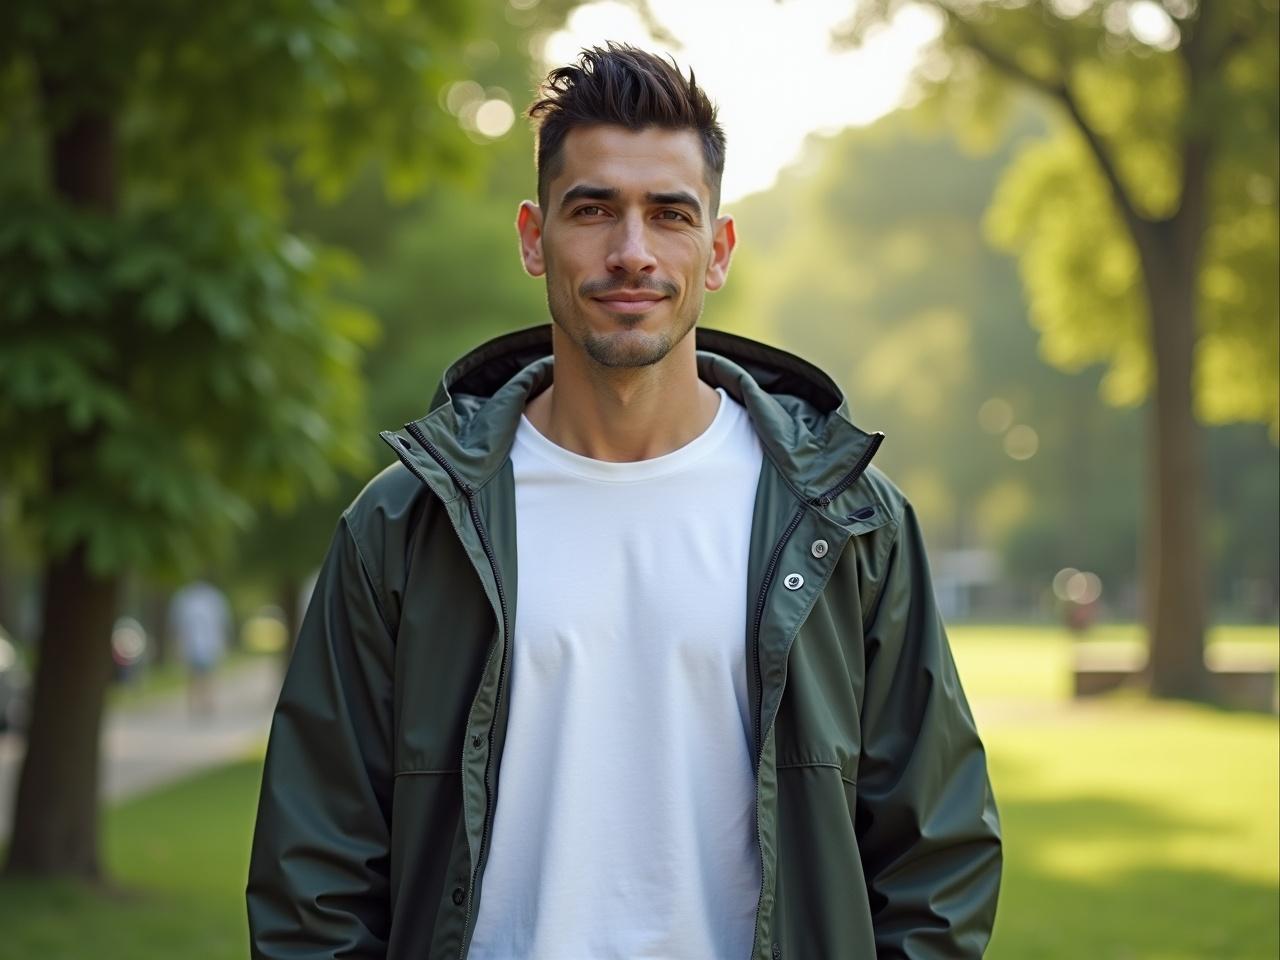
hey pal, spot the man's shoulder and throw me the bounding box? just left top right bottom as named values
left=865, top=463, right=908, bottom=511
left=343, top=460, right=428, bottom=530
left=845, top=462, right=909, bottom=533
left=338, top=460, right=436, bottom=574
left=329, top=459, right=443, bottom=630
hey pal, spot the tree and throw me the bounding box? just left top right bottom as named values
left=0, top=0, right=485, bottom=879
left=842, top=0, right=1279, bottom=698
left=710, top=103, right=1150, bottom=605
left=226, top=0, right=581, bottom=654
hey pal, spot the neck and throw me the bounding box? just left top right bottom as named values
left=524, top=324, right=721, bottom=462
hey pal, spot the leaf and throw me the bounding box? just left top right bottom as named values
left=140, top=282, right=185, bottom=329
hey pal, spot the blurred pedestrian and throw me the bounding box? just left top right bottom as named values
left=167, top=580, right=231, bottom=720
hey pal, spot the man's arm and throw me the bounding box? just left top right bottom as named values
left=247, top=514, right=396, bottom=959
left=855, top=502, right=1002, bottom=958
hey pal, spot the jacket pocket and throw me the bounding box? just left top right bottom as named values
left=387, top=770, right=468, bottom=959
left=771, top=764, right=878, bottom=958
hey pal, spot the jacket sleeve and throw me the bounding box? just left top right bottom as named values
left=854, top=502, right=1002, bottom=958
left=247, top=514, right=396, bottom=959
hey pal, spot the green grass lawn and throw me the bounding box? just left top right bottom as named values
left=0, top=626, right=1275, bottom=959
left=0, top=754, right=263, bottom=960
left=981, top=700, right=1277, bottom=959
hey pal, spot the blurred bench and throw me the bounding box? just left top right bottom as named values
left=1072, top=640, right=1279, bottom=713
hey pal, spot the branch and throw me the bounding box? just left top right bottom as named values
left=1173, top=0, right=1223, bottom=237
left=1179, top=0, right=1249, bottom=74
left=944, top=10, right=1147, bottom=233
left=1056, top=85, right=1146, bottom=234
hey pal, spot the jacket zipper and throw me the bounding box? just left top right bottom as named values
left=392, top=424, right=881, bottom=960
left=399, top=424, right=512, bottom=960
left=814, top=433, right=883, bottom=508
left=749, top=507, right=805, bottom=766
left=746, top=433, right=883, bottom=959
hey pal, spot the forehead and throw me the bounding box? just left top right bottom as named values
left=550, top=125, right=710, bottom=204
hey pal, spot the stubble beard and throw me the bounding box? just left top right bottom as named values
left=545, top=278, right=703, bottom=370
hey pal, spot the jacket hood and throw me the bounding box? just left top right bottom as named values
left=381, top=323, right=883, bottom=508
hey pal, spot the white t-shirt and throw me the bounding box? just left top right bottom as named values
left=467, top=386, right=765, bottom=960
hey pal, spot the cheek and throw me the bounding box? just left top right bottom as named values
left=660, top=235, right=711, bottom=281
left=685, top=246, right=715, bottom=290
left=545, top=237, right=593, bottom=280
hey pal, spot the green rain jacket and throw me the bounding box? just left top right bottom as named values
left=247, top=324, right=1002, bottom=960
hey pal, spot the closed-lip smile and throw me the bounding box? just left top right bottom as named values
left=592, top=290, right=667, bottom=313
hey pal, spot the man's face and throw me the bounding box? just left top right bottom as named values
left=517, top=125, right=735, bottom=369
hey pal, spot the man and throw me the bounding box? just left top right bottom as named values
left=248, top=43, right=1001, bottom=960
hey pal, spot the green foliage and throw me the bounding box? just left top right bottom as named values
left=0, top=0, right=512, bottom=579
left=710, top=101, right=1277, bottom=606
left=1198, top=155, right=1280, bottom=430
left=841, top=0, right=1280, bottom=434
left=224, top=0, right=582, bottom=589
left=712, top=106, right=1142, bottom=565
left=0, top=0, right=477, bottom=205
left=985, top=130, right=1150, bottom=406
left=0, top=196, right=372, bottom=575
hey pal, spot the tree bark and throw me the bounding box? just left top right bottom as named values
left=3, top=543, right=119, bottom=877
left=3, top=83, right=125, bottom=877
left=1137, top=223, right=1211, bottom=700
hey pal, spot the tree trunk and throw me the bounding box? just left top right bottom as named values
left=3, top=543, right=119, bottom=877
left=3, top=82, right=125, bottom=878
left=1138, top=226, right=1211, bottom=700
left=0, top=494, right=23, bottom=645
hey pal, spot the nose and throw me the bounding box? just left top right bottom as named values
left=604, top=211, right=657, bottom=275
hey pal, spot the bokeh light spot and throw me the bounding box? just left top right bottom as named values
left=978, top=397, right=1014, bottom=434
left=474, top=99, right=516, bottom=138
left=1004, top=424, right=1040, bottom=460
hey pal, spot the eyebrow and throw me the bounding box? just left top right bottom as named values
left=560, top=184, right=703, bottom=220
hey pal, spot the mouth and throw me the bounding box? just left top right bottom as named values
left=590, top=290, right=668, bottom=314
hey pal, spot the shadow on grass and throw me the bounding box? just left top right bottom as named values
left=990, top=790, right=1279, bottom=960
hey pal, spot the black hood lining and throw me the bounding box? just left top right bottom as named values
left=438, top=324, right=844, bottom=415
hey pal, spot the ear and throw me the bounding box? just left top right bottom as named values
left=704, top=214, right=736, bottom=292
left=516, top=200, right=546, bottom=277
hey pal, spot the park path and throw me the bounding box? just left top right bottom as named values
left=0, top=656, right=283, bottom=843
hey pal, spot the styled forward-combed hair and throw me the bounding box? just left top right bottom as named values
left=528, top=43, right=726, bottom=211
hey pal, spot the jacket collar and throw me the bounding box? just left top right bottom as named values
left=383, top=323, right=882, bottom=507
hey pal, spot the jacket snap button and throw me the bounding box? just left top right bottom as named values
left=451, top=886, right=466, bottom=906
left=471, top=734, right=482, bottom=749
left=810, top=539, right=828, bottom=558
left=771, top=944, right=782, bottom=959
left=783, top=573, right=804, bottom=590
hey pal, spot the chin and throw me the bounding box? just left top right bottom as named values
left=548, top=289, right=697, bottom=368
left=581, top=327, right=674, bottom=368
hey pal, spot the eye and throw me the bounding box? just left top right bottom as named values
left=656, top=209, right=692, bottom=223
left=574, top=205, right=608, bottom=217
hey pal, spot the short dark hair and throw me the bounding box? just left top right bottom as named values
left=528, top=43, right=726, bottom=213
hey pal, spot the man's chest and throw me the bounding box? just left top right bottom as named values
left=511, top=468, right=757, bottom=677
